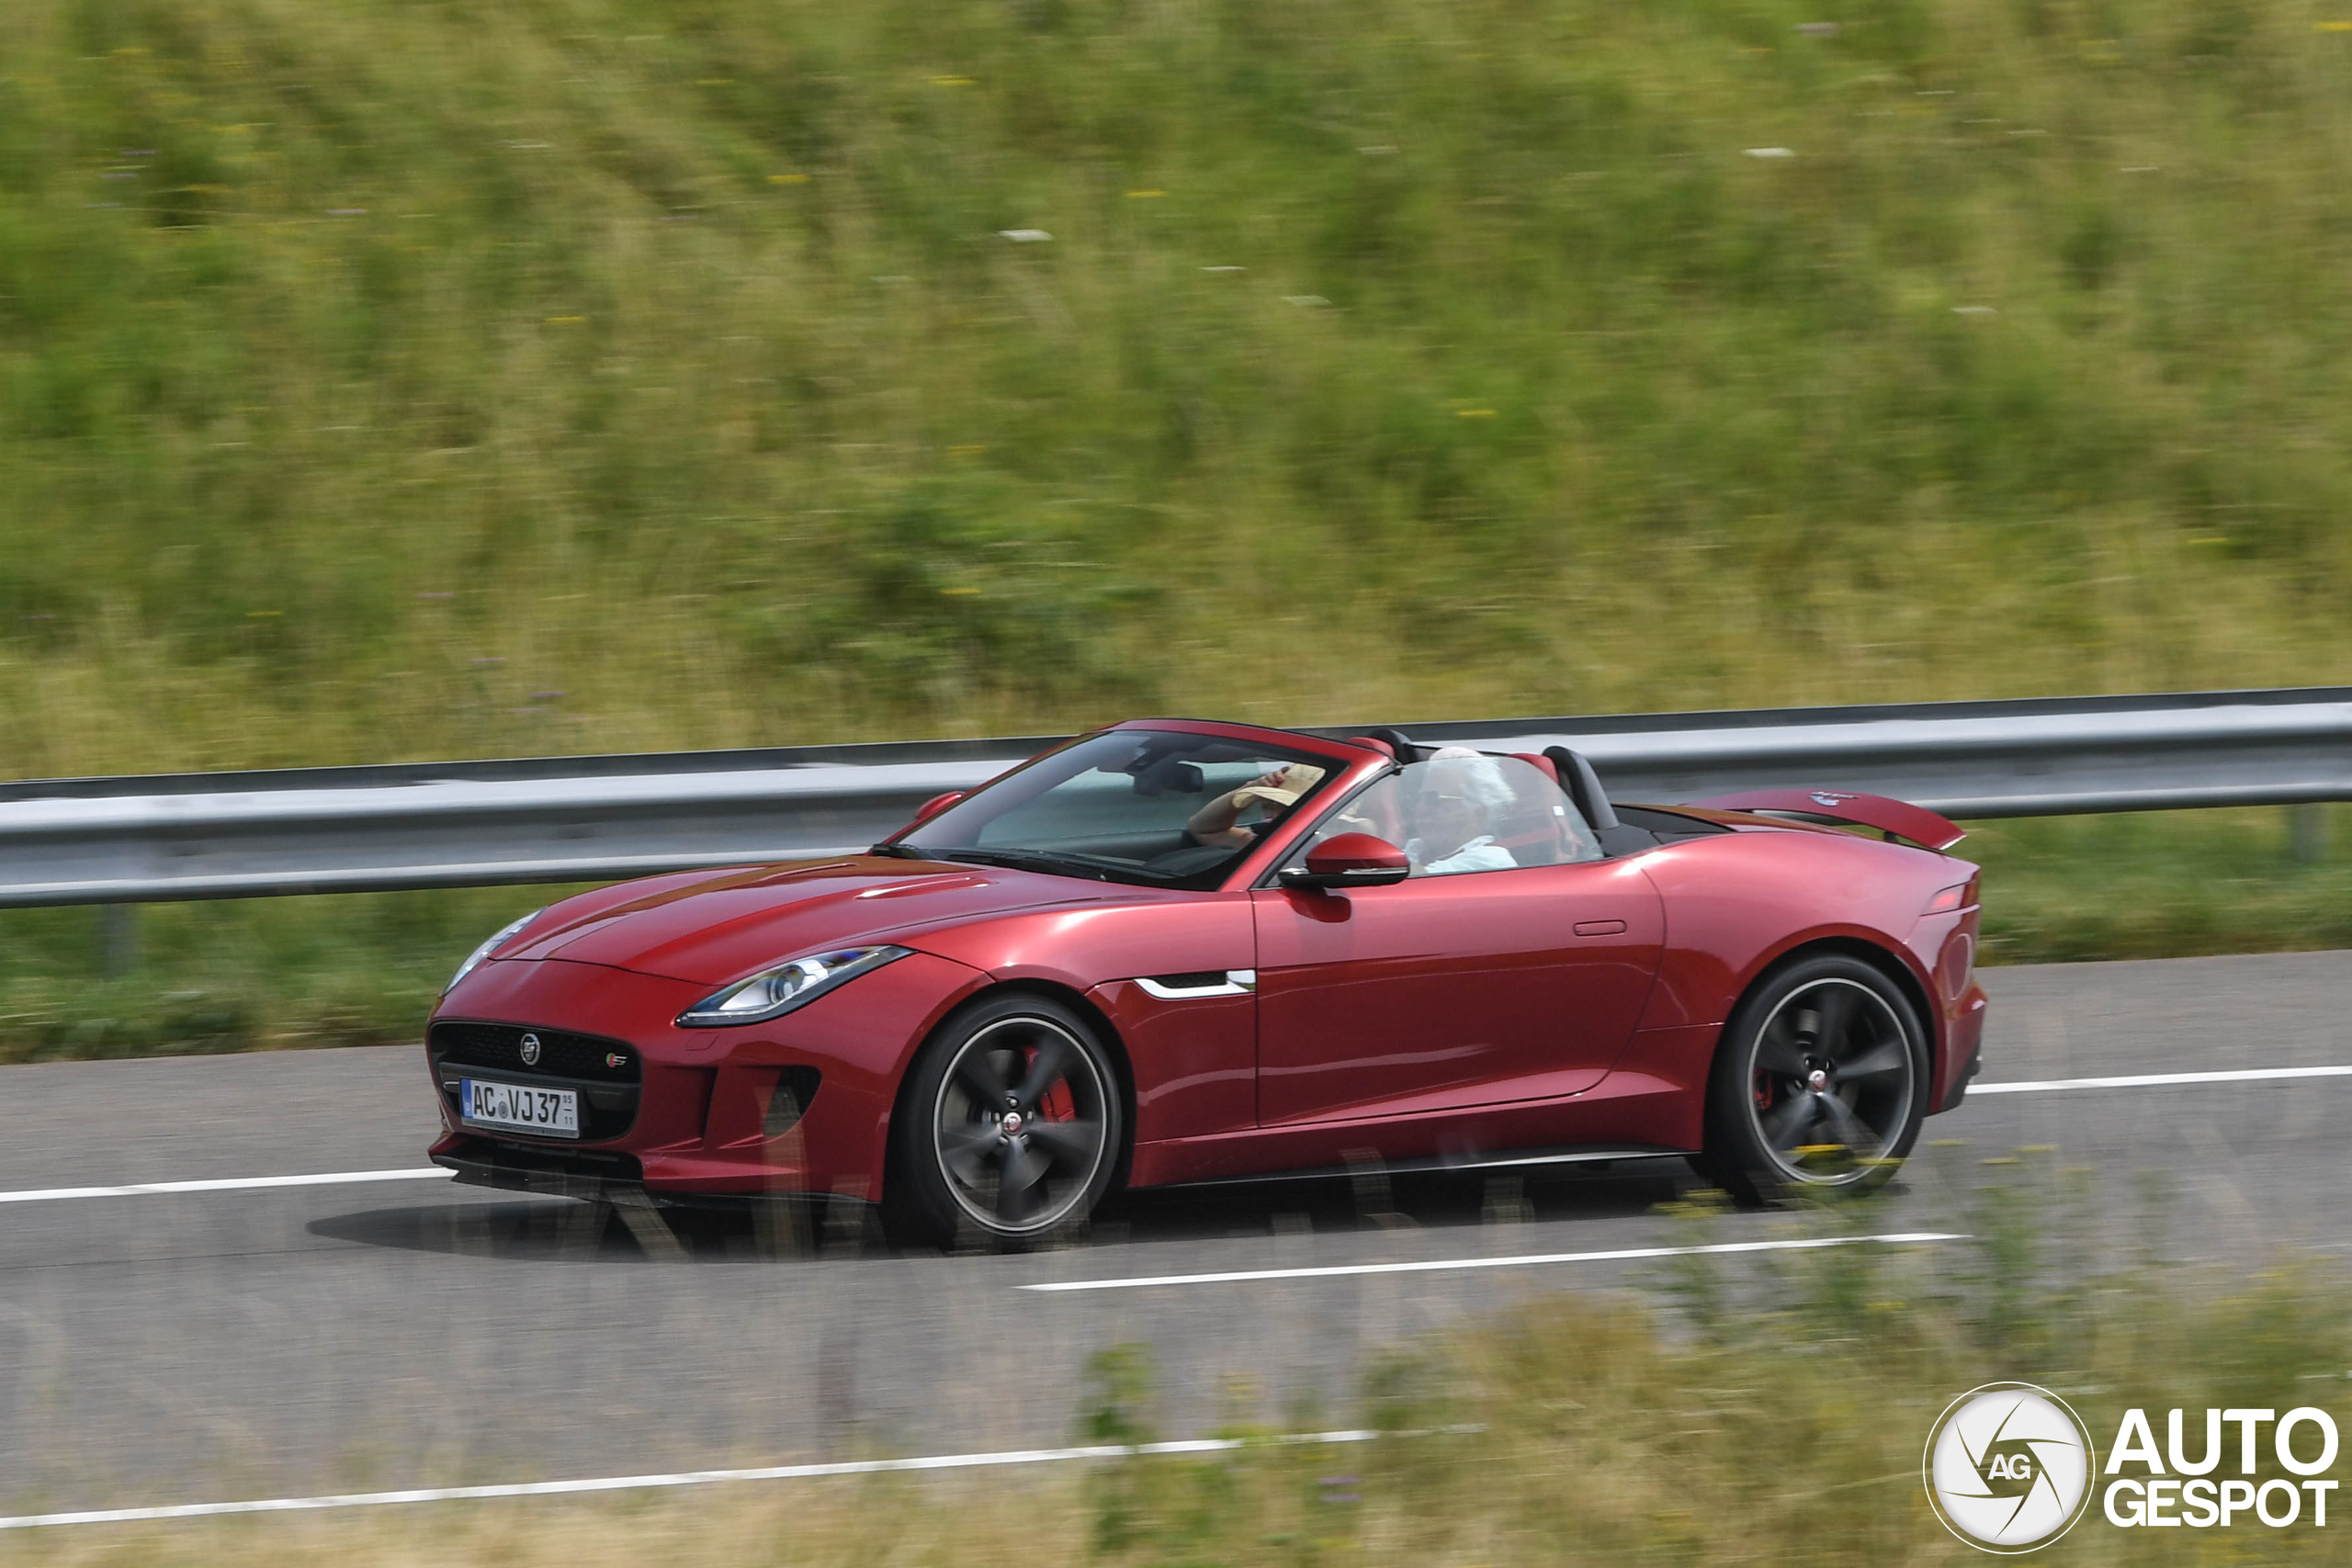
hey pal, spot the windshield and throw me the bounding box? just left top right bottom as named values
left=888, top=729, right=1344, bottom=888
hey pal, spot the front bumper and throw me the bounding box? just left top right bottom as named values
left=425, top=950, right=987, bottom=1203
left=432, top=1137, right=645, bottom=1201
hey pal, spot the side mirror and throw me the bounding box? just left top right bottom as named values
left=910, top=791, right=965, bottom=826
left=1278, top=832, right=1411, bottom=891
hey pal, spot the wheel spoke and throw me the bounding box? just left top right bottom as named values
left=1011, top=1032, right=1073, bottom=1110
left=1752, top=1018, right=1809, bottom=1078
left=1838, top=1038, right=1909, bottom=1081
left=995, top=1139, right=1048, bottom=1221
left=1808, top=984, right=1857, bottom=1053
left=953, top=1048, right=1011, bottom=1105
left=938, top=1123, right=998, bottom=1186
left=1759, top=1091, right=1818, bottom=1151
left=1817, top=1091, right=1879, bottom=1153
left=1025, top=1118, right=1102, bottom=1171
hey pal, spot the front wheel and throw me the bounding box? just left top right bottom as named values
left=884, top=994, right=1124, bottom=1248
left=1697, top=954, right=1928, bottom=1206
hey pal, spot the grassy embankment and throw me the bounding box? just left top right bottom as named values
left=2, top=0, right=2349, bottom=1055
left=3, top=1169, right=2345, bottom=1565
left=6, top=0, right=2352, bottom=763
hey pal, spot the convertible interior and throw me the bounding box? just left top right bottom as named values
left=938, top=728, right=1726, bottom=882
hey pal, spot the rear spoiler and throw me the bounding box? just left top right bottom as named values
left=1680, top=788, right=1966, bottom=852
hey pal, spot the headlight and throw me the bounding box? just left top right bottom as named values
left=444, top=908, right=545, bottom=995
left=676, top=945, right=912, bottom=1027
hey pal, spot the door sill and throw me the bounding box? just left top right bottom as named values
left=1158, top=1142, right=1696, bottom=1190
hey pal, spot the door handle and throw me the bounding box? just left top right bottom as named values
left=1572, top=919, right=1627, bottom=937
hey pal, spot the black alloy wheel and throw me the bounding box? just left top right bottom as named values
left=886, top=994, right=1123, bottom=1247
left=1698, top=953, right=1928, bottom=1205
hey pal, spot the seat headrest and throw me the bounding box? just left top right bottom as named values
left=1356, top=727, right=1428, bottom=763
left=1510, top=751, right=1560, bottom=786
left=1541, top=745, right=1620, bottom=831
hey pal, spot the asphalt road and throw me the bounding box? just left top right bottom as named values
left=2, top=950, right=2347, bottom=1512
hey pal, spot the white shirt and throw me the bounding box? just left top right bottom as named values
left=1405, top=834, right=1515, bottom=875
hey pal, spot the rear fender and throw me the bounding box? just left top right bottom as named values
left=1630, top=832, right=1960, bottom=1087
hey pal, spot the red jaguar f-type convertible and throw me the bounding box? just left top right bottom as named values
left=426, top=718, right=1986, bottom=1241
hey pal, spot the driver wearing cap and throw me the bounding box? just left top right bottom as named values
left=1186, top=762, right=1326, bottom=850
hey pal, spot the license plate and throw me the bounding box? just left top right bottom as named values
left=459, top=1078, right=580, bottom=1138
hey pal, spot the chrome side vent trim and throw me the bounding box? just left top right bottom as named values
left=1134, top=970, right=1256, bottom=999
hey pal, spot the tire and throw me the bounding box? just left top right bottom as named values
left=1696, top=953, right=1928, bottom=1206
left=883, top=993, right=1124, bottom=1249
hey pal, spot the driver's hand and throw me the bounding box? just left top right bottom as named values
left=1228, top=770, right=1285, bottom=806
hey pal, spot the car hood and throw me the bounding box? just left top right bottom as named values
left=496, top=855, right=1126, bottom=987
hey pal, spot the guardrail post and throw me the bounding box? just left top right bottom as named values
left=2289, top=804, right=2328, bottom=865
left=98, top=904, right=141, bottom=977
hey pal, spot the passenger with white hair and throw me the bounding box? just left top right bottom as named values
left=1403, top=747, right=1518, bottom=875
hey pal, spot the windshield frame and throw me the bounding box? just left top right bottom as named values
left=878, top=720, right=1385, bottom=892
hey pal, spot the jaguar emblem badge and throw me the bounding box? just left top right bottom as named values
left=519, top=1032, right=542, bottom=1066
left=1809, top=791, right=1856, bottom=807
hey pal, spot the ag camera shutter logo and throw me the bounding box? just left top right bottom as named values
left=1924, top=1382, right=2098, bottom=1553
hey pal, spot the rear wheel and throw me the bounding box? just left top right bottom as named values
left=1697, top=953, right=1927, bottom=1206
left=884, top=994, right=1123, bottom=1249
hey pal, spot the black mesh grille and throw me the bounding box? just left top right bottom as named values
left=429, top=1021, right=641, bottom=1083
left=429, top=1021, right=641, bottom=1142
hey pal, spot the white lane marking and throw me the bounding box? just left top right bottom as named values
left=1020, top=1231, right=1962, bottom=1293
left=1971, top=1065, right=2352, bottom=1095
left=0, top=1430, right=1382, bottom=1532
left=0, top=1168, right=452, bottom=1205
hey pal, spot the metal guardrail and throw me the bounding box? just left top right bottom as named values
left=0, top=688, right=2344, bottom=908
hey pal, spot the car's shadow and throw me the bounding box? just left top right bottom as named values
left=307, top=1159, right=1699, bottom=1264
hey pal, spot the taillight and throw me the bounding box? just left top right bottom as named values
left=1926, top=875, right=1979, bottom=915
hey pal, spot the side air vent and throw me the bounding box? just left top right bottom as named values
left=1135, top=970, right=1256, bottom=999
left=765, top=1066, right=824, bottom=1137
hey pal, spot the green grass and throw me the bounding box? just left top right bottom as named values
left=0, top=805, right=2340, bottom=1063
left=1970, top=804, right=2352, bottom=964
left=0, top=882, right=571, bottom=1062
left=4, top=1163, right=2346, bottom=1564
left=4, top=0, right=2352, bottom=779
